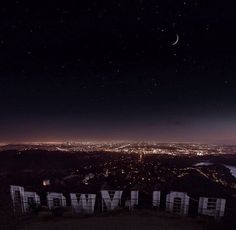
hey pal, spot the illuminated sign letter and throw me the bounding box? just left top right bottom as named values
left=166, top=191, right=189, bottom=216
left=70, top=193, right=96, bottom=214
left=101, top=190, right=123, bottom=211
left=198, top=197, right=226, bottom=220
left=47, top=192, right=66, bottom=209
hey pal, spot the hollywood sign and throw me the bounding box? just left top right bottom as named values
left=10, top=185, right=226, bottom=220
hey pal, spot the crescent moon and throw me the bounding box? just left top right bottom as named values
left=171, top=34, right=179, bottom=46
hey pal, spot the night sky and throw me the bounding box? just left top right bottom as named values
left=1, top=1, right=236, bottom=143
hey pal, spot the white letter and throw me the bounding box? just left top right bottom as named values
left=70, top=193, right=96, bottom=214
left=152, top=191, right=161, bottom=208
left=10, top=185, right=40, bottom=213
left=101, top=190, right=123, bottom=211
left=166, top=191, right=190, bottom=216
left=198, top=197, right=226, bottom=220
left=47, top=192, right=66, bottom=209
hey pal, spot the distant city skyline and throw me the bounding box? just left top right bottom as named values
left=1, top=113, right=236, bottom=144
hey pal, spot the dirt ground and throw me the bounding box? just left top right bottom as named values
left=23, top=212, right=207, bottom=230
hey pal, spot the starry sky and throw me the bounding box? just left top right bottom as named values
left=1, top=1, right=236, bottom=143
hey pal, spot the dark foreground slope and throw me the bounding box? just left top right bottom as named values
left=22, top=211, right=218, bottom=230
left=25, top=217, right=203, bottom=230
